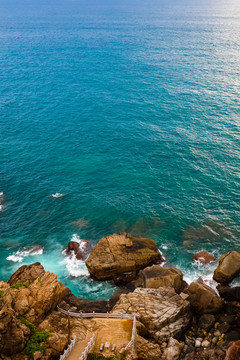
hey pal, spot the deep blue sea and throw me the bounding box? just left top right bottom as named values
left=0, top=0, right=239, bottom=299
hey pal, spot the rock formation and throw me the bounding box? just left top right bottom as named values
left=113, top=287, right=192, bottom=343
left=187, top=282, right=223, bottom=314
left=8, top=262, right=45, bottom=285
left=137, top=265, right=184, bottom=293
left=213, top=251, right=240, bottom=284
left=65, top=239, right=92, bottom=261
left=86, top=232, right=161, bottom=284
left=193, top=251, right=215, bottom=264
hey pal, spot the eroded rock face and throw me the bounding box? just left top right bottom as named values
left=139, top=265, right=183, bottom=293
left=187, top=282, right=223, bottom=314
left=193, top=251, right=215, bottom=264
left=8, top=262, right=45, bottom=285
left=134, top=335, right=162, bottom=360
left=23, top=271, right=66, bottom=323
left=213, top=251, right=240, bottom=284
left=0, top=306, right=30, bottom=356
left=113, top=287, right=192, bottom=343
left=86, top=232, right=161, bottom=284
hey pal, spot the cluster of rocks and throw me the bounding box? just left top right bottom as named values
left=1, top=232, right=240, bottom=360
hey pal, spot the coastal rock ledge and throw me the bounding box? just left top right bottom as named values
left=85, top=232, right=161, bottom=284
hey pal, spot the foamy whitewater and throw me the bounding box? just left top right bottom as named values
left=0, top=0, right=240, bottom=299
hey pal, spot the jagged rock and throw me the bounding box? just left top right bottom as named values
left=8, top=262, right=45, bottom=285
left=65, top=239, right=91, bottom=261
left=162, top=337, right=183, bottom=360
left=213, top=251, right=240, bottom=284
left=225, top=340, right=240, bottom=360
left=0, top=306, right=30, bottom=356
left=86, top=232, right=161, bottom=284
left=139, top=265, right=183, bottom=293
left=193, top=251, right=215, bottom=264
left=187, top=282, right=223, bottom=314
left=198, top=314, right=216, bottom=331
left=135, top=335, right=162, bottom=360
left=23, top=271, right=66, bottom=323
left=112, top=287, right=192, bottom=343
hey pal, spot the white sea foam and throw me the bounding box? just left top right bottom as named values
left=65, top=256, right=89, bottom=277
left=51, top=193, right=64, bottom=198
left=62, top=234, right=90, bottom=277
left=6, top=247, right=43, bottom=263
left=0, top=192, right=4, bottom=210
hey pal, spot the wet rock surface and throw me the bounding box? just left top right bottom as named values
left=65, top=239, right=92, bottom=261
left=193, top=250, right=215, bottom=264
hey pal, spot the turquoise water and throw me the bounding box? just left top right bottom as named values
left=0, top=0, right=239, bottom=299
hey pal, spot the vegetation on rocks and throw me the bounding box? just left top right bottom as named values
left=20, top=316, right=51, bottom=358
left=10, top=281, right=29, bottom=289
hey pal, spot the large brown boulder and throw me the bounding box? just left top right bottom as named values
left=112, top=287, right=192, bottom=343
left=85, top=232, right=161, bottom=284
left=187, top=282, right=223, bottom=314
left=139, top=265, right=183, bottom=293
left=213, top=251, right=240, bottom=284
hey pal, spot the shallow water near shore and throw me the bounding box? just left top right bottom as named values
left=0, top=0, right=240, bottom=299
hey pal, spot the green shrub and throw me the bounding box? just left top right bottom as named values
left=24, top=331, right=51, bottom=358
left=19, top=316, right=51, bottom=358
left=24, top=339, right=46, bottom=357
left=37, top=277, right=42, bottom=283
left=19, top=316, right=36, bottom=333
left=0, top=290, right=2, bottom=296
left=10, top=281, right=29, bottom=289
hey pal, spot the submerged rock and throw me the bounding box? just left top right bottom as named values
left=193, top=251, right=215, bottom=264
left=213, top=251, right=240, bottom=284
left=85, top=232, right=161, bottom=284
left=187, top=282, right=223, bottom=314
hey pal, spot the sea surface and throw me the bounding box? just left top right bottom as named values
left=0, top=0, right=239, bottom=299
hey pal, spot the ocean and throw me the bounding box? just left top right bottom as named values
left=0, top=0, right=239, bottom=299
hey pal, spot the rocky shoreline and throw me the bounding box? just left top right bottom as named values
left=0, top=233, right=240, bottom=360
